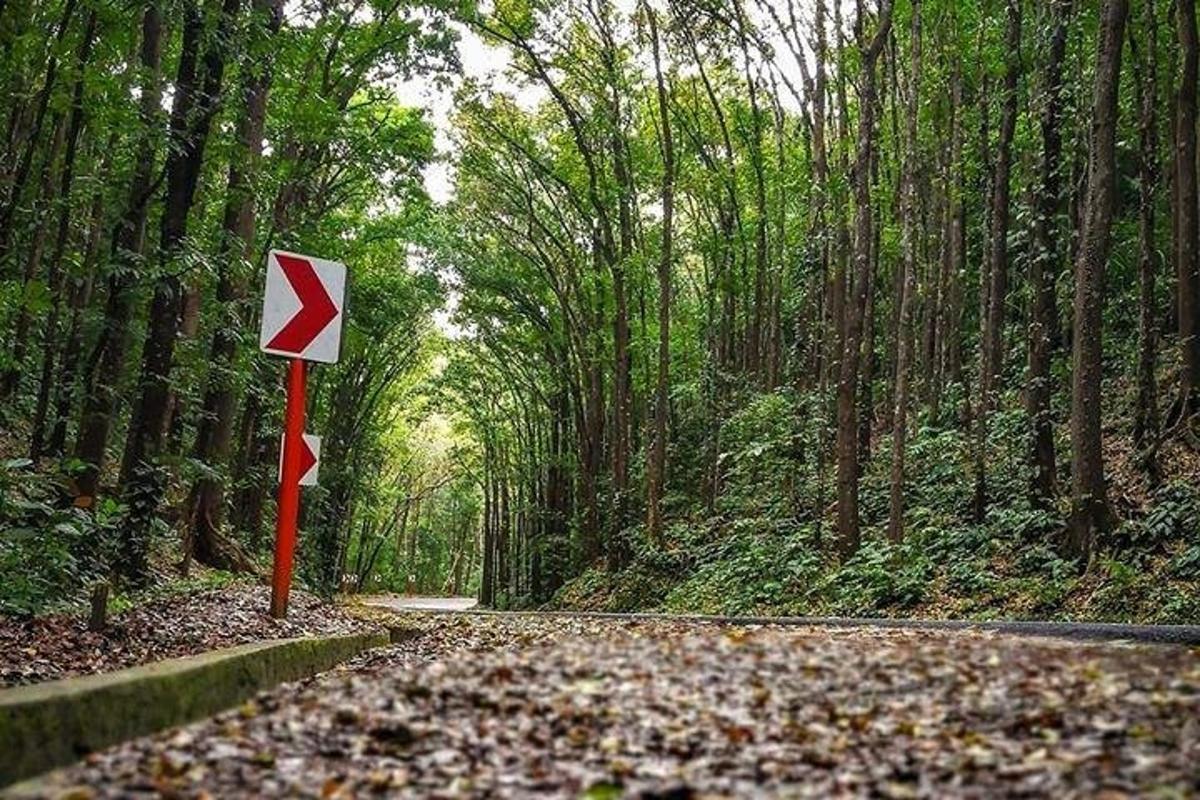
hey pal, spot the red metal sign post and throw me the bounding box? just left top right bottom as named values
left=259, top=250, right=346, bottom=619
left=270, top=358, right=307, bottom=618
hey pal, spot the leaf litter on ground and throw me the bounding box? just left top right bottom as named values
left=22, top=611, right=1200, bottom=798
left=0, top=584, right=371, bottom=687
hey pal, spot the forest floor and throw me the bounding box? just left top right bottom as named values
left=24, top=611, right=1200, bottom=798
left=0, top=583, right=371, bottom=687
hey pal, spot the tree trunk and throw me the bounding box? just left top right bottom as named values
left=0, top=0, right=76, bottom=259
left=974, top=0, right=1021, bottom=520
left=184, top=0, right=284, bottom=571
left=0, top=115, right=63, bottom=401
left=1131, top=0, right=1160, bottom=463
left=1173, top=0, right=1200, bottom=420
left=836, top=0, right=893, bottom=559
left=608, top=194, right=632, bottom=570
left=480, top=465, right=494, bottom=606
left=73, top=1, right=163, bottom=502
left=944, top=61, right=966, bottom=407
left=1067, top=0, right=1127, bottom=562
left=48, top=142, right=111, bottom=456
left=1027, top=0, right=1071, bottom=505
left=29, top=9, right=99, bottom=459
left=120, top=0, right=240, bottom=487
left=646, top=7, right=672, bottom=545
left=119, top=0, right=241, bottom=583
left=888, top=0, right=920, bottom=544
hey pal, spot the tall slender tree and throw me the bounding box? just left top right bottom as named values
left=74, top=1, right=164, bottom=502
left=1130, top=0, right=1160, bottom=462
left=1027, top=0, right=1072, bottom=505
left=1067, top=0, right=1128, bottom=562
left=119, top=0, right=243, bottom=582
left=646, top=3, right=674, bottom=544
left=888, top=0, right=920, bottom=544
left=184, top=0, right=285, bottom=571
left=28, top=8, right=98, bottom=459
left=836, top=0, right=893, bottom=558
left=1173, top=0, right=1200, bottom=423
left=974, top=0, right=1022, bottom=521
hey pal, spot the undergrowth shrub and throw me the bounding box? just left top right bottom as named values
left=1132, top=482, right=1200, bottom=550
left=548, top=389, right=1200, bottom=625
left=663, top=518, right=820, bottom=615
left=0, top=459, right=122, bottom=615
left=817, top=539, right=931, bottom=615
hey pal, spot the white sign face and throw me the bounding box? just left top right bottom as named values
left=259, top=250, right=346, bottom=364
left=278, top=433, right=321, bottom=486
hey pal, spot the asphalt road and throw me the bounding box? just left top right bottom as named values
left=365, top=599, right=1200, bottom=646
left=369, top=595, right=478, bottom=612
left=21, top=610, right=1200, bottom=798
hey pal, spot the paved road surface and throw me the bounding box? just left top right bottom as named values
left=24, top=611, right=1199, bottom=798
left=368, top=603, right=1200, bottom=646
left=367, top=595, right=478, bottom=612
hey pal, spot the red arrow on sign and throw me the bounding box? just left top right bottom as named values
left=266, top=253, right=339, bottom=354
left=279, top=432, right=320, bottom=486
left=298, top=435, right=317, bottom=481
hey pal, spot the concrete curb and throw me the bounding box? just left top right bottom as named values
left=368, top=602, right=1200, bottom=646
left=0, top=630, right=389, bottom=788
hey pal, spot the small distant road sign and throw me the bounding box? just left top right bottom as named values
left=279, top=433, right=320, bottom=486
left=259, top=250, right=346, bottom=364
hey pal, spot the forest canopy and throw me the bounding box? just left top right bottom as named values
left=1, top=0, right=1199, bottom=624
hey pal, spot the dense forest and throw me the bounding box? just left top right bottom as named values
left=2, top=0, right=1199, bottom=624
left=0, top=0, right=469, bottom=609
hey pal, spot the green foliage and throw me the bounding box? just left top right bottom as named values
left=1171, top=544, right=1200, bottom=580
left=1131, top=482, right=1200, bottom=550
left=3, top=0, right=1199, bottom=635
left=818, top=540, right=931, bottom=615
left=552, top=388, right=1200, bottom=625
left=716, top=391, right=809, bottom=518
left=659, top=519, right=815, bottom=615
left=0, top=461, right=122, bottom=615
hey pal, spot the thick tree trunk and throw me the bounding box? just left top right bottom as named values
left=120, top=0, right=240, bottom=487
left=119, top=0, right=241, bottom=583
left=1067, top=0, right=1127, bottom=562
